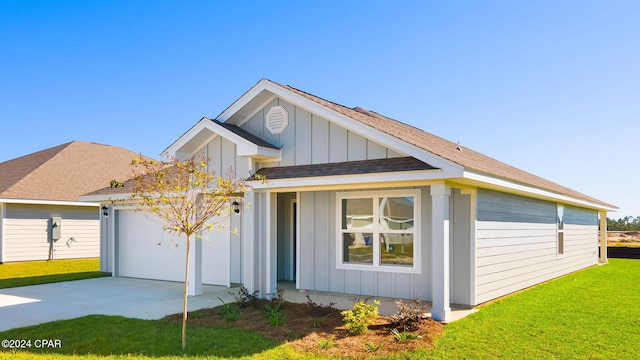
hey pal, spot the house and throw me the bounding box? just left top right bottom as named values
left=0, top=141, right=146, bottom=263
left=82, top=79, right=616, bottom=321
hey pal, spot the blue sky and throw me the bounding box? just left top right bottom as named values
left=1, top=1, right=638, bottom=217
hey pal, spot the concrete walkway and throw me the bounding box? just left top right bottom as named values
left=0, top=277, right=476, bottom=332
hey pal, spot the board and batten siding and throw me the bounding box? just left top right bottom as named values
left=240, top=98, right=402, bottom=168
left=475, top=189, right=598, bottom=304
left=2, top=204, right=99, bottom=262
left=297, top=187, right=432, bottom=300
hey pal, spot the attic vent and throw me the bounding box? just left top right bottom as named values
left=266, top=105, right=288, bottom=134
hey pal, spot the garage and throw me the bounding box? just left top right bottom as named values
left=115, top=209, right=233, bottom=286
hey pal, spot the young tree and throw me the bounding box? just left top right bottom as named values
left=129, top=156, right=248, bottom=349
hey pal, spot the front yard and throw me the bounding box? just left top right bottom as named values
left=1, top=259, right=639, bottom=359
left=0, top=258, right=107, bottom=289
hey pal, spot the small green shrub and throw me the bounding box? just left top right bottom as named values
left=308, top=314, right=331, bottom=328
left=318, top=336, right=334, bottom=349
left=391, top=326, right=420, bottom=342
left=217, top=297, right=240, bottom=323
left=263, top=303, right=286, bottom=326
left=340, top=299, right=380, bottom=334
left=364, top=341, right=382, bottom=352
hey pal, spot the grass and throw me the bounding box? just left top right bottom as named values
left=0, top=258, right=108, bottom=289
left=1, top=259, right=639, bottom=359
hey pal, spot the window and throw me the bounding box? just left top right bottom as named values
left=337, top=190, right=421, bottom=273
left=557, top=205, right=565, bottom=256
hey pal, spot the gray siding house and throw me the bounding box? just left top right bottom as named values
left=0, top=141, right=145, bottom=263
left=83, top=79, right=616, bottom=321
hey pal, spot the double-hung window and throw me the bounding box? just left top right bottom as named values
left=336, top=189, right=421, bottom=274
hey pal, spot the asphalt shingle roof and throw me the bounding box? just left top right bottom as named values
left=253, top=157, right=435, bottom=180
left=0, top=141, right=147, bottom=202
left=274, top=82, right=615, bottom=209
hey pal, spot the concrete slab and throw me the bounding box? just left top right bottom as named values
left=0, top=277, right=476, bottom=332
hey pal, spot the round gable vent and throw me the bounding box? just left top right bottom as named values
left=266, top=105, right=288, bottom=134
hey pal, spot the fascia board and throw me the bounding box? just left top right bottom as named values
left=0, top=198, right=100, bottom=207
left=461, top=170, right=618, bottom=212
left=249, top=168, right=459, bottom=190
left=163, top=117, right=281, bottom=161
left=217, top=79, right=272, bottom=123
left=79, top=194, right=132, bottom=203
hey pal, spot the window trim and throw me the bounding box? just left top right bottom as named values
left=336, top=189, right=421, bottom=274
left=557, top=204, right=565, bottom=258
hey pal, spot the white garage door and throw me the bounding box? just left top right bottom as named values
left=116, top=210, right=231, bottom=286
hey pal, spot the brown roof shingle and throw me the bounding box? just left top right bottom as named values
left=0, top=141, right=148, bottom=202
left=274, top=82, right=615, bottom=209
left=253, top=157, right=435, bottom=180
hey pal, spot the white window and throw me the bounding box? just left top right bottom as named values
left=336, top=189, right=421, bottom=274
left=557, top=205, right=565, bottom=257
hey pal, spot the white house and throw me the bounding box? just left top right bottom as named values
left=82, top=79, right=616, bottom=321
left=0, top=141, right=146, bottom=263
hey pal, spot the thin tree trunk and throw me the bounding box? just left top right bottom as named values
left=182, top=234, right=190, bottom=350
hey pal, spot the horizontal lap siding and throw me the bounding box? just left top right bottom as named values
left=3, top=218, right=99, bottom=261
left=475, top=190, right=598, bottom=304
left=299, top=187, right=431, bottom=300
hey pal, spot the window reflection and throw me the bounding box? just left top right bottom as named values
left=379, top=197, right=414, bottom=230
left=343, top=233, right=373, bottom=264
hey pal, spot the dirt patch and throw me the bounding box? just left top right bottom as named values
left=607, top=231, right=640, bottom=247
left=163, top=299, right=444, bottom=358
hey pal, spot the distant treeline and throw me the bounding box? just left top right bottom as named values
left=607, top=216, right=640, bottom=231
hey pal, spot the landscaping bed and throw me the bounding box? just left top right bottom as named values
left=163, top=297, right=444, bottom=358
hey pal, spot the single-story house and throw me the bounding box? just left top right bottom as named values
left=82, top=79, right=616, bottom=321
left=0, top=141, right=146, bottom=263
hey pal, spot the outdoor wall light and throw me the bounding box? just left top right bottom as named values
left=232, top=200, right=240, bottom=214
left=101, top=205, right=109, bottom=217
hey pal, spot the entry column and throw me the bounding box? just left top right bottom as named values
left=431, top=183, right=451, bottom=322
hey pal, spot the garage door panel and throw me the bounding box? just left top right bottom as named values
left=117, top=210, right=185, bottom=282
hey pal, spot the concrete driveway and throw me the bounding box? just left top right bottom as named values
left=0, top=277, right=237, bottom=332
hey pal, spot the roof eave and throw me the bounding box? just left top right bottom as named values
left=459, top=170, right=617, bottom=212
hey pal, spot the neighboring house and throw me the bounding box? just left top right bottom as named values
left=0, top=141, right=145, bottom=263
left=82, top=79, right=616, bottom=321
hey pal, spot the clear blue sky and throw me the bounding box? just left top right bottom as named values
left=1, top=1, right=638, bottom=218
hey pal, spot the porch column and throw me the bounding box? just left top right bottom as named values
left=599, top=211, right=608, bottom=264
left=242, top=191, right=256, bottom=293
left=264, top=192, right=278, bottom=298
left=188, top=234, right=203, bottom=296
left=431, top=183, right=452, bottom=322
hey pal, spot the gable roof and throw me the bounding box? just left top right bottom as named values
left=0, top=141, right=146, bottom=202
left=265, top=81, right=614, bottom=210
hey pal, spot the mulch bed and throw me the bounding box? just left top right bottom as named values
left=163, top=299, right=444, bottom=358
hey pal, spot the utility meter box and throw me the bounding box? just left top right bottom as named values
left=50, top=217, right=62, bottom=241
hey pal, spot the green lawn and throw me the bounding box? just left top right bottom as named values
left=0, top=258, right=108, bottom=289
left=1, top=259, right=639, bottom=359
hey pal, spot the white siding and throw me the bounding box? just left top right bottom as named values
left=475, top=190, right=598, bottom=304
left=2, top=204, right=99, bottom=262
left=298, top=187, right=432, bottom=300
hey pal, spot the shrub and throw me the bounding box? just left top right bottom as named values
left=231, top=286, right=258, bottom=307
left=341, top=299, right=380, bottom=334
left=391, top=326, right=420, bottom=342
left=364, top=341, right=382, bottom=352
left=390, top=298, right=429, bottom=331
left=263, top=303, right=286, bottom=326
left=304, top=290, right=336, bottom=317
left=217, top=297, right=240, bottom=323
left=318, top=336, right=335, bottom=349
